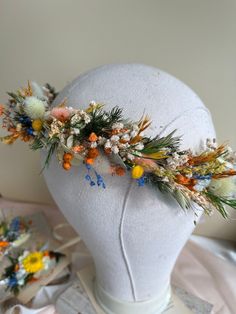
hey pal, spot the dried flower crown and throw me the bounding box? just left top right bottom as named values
left=0, top=249, right=64, bottom=295
left=0, top=216, right=31, bottom=257
left=1, top=81, right=236, bottom=222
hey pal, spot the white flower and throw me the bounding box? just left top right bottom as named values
left=135, top=143, right=144, bottom=150
left=118, top=143, right=130, bottom=149
left=24, top=96, right=46, bottom=119
left=194, top=179, right=211, bottom=192
left=112, top=122, right=124, bottom=130
left=121, top=134, right=130, bottom=141
left=111, top=146, right=119, bottom=154
left=71, top=113, right=81, bottom=124
left=18, top=278, right=25, bottom=286
left=104, top=140, right=112, bottom=149
left=80, top=110, right=91, bottom=124
left=110, top=135, right=120, bottom=142
left=90, top=142, right=97, bottom=148
left=127, top=153, right=135, bottom=161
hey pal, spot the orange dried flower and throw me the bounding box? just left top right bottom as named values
left=14, top=264, right=20, bottom=272
left=175, top=174, right=191, bottom=185
left=85, top=158, right=94, bottom=165
left=87, top=148, right=99, bottom=159
left=63, top=161, right=71, bottom=170
left=88, top=132, right=98, bottom=142
left=0, top=104, right=4, bottom=116
left=111, top=129, right=120, bottom=135
left=73, top=145, right=84, bottom=153
left=63, top=152, right=73, bottom=162
left=104, top=147, right=112, bottom=154
left=0, top=241, right=9, bottom=248
left=115, top=166, right=126, bottom=176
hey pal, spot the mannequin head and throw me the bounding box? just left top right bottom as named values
left=41, top=64, right=215, bottom=304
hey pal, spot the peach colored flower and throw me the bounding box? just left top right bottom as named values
left=51, top=107, right=70, bottom=122
left=134, top=157, right=157, bottom=172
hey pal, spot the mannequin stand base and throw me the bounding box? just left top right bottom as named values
left=77, top=265, right=193, bottom=314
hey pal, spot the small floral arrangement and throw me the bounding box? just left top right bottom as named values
left=1, top=81, right=236, bottom=221
left=0, top=216, right=31, bottom=257
left=0, top=249, right=64, bottom=295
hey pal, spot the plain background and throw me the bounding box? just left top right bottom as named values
left=0, top=0, right=236, bottom=240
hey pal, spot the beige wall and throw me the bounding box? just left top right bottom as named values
left=0, top=0, right=236, bottom=239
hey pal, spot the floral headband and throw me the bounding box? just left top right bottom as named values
left=0, top=216, right=31, bottom=257
left=0, top=249, right=64, bottom=295
left=1, top=82, right=236, bottom=222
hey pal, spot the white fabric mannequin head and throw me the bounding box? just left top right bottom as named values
left=41, top=64, right=215, bottom=312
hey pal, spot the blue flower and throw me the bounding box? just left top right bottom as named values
left=10, top=217, right=20, bottom=232
left=137, top=176, right=145, bottom=187
left=8, top=276, right=18, bottom=288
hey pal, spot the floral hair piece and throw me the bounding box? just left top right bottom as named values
left=1, top=82, right=236, bottom=222
left=0, top=249, right=64, bottom=295
left=0, top=216, right=31, bottom=257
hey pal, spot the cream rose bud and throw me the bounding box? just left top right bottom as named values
left=24, top=96, right=46, bottom=119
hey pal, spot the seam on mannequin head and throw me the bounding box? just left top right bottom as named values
left=119, top=179, right=137, bottom=301
left=158, top=106, right=212, bottom=136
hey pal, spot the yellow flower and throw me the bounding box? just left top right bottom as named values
left=132, top=165, right=144, bottom=179
left=22, top=252, right=44, bottom=273
left=86, top=102, right=103, bottom=113
left=32, top=119, right=43, bottom=132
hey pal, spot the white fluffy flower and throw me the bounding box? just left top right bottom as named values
left=110, top=135, right=120, bottom=142
left=111, top=146, right=119, bottom=154
left=80, top=110, right=91, bottom=124
left=71, top=113, right=81, bottom=124
left=104, top=140, right=112, bottom=149
left=24, top=96, right=46, bottom=119
left=209, top=177, right=236, bottom=198
left=121, top=134, right=130, bottom=141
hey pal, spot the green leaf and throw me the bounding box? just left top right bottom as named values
left=142, top=130, right=180, bottom=154
left=204, top=191, right=229, bottom=218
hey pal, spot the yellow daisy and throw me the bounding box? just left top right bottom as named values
left=22, top=252, right=44, bottom=273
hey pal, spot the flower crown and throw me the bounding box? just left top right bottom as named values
left=1, top=81, right=236, bottom=222
left=0, top=216, right=31, bottom=257
left=0, top=249, right=64, bottom=295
